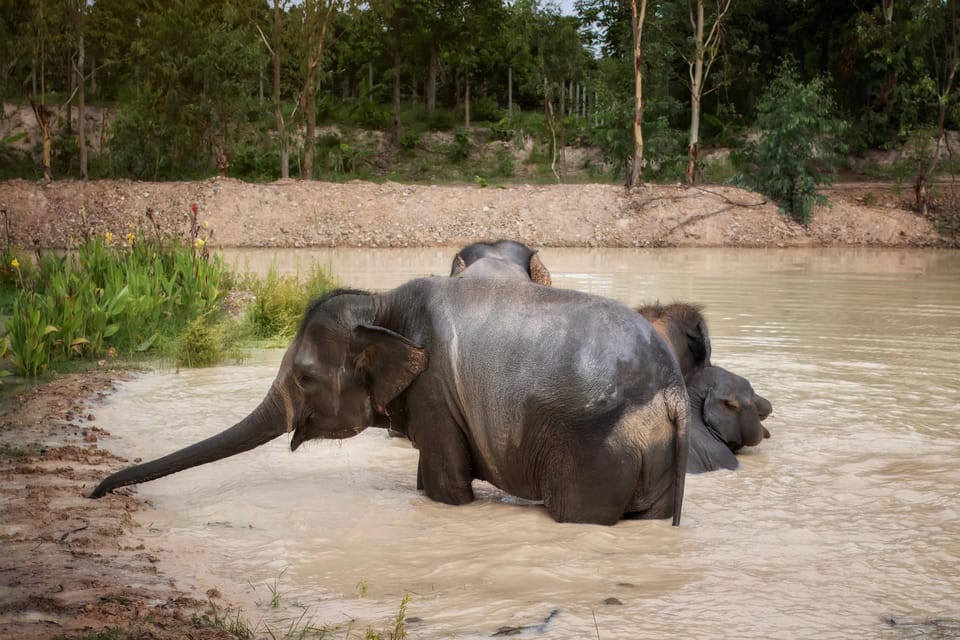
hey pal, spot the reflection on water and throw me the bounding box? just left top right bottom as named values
left=97, top=248, right=960, bottom=639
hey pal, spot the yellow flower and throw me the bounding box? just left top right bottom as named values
left=10, top=258, right=19, bottom=269
left=126, top=232, right=137, bottom=246
left=194, top=238, right=205, bottom=249
left=203, top=220, right=209, bottom=229
left=104, top=231, right=114, bottom=245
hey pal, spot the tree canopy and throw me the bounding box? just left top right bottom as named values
left=2, top=0, right=958, bottom=192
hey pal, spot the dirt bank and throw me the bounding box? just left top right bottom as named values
left=0, top=371, right=242, bottom=639
left=0, top=178, right=947, bottom=249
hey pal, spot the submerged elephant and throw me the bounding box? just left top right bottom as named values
left=637, top=303, right=773, bottom=472
left=686, top=365, right=772, bottom=473
left=90, top=277, right=689, bottom=526
left=450, top=239, right=552, bottom=285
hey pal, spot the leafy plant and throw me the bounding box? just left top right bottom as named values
left=243, top=263, right=338, bottom=341
left=732, top=61, right=848, bottom=224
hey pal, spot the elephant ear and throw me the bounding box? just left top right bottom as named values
left=685, top=314, right=711, bottom=370
left=529, top=252, right=553, bottom=286
left=450, top=254, right=468, bottom=277
left=353, top=325, right=428, bottom=410
left=702, top=386, right=736, bottom=448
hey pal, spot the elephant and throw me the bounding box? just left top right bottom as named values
left=637, top=302, right=711, bottom=383
left=90, top=276, right=690, bottom=526
left=449, top=239, right=552, bottom=285
left=685, top=365, right=772, bottom=473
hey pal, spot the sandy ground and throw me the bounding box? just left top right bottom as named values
left=0, top=177, right=947, bottom=250
left=0, top=177, right=952, bottom=639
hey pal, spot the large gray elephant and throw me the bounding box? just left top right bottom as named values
left=450, top=239, right=552, bottom=285
left=90, top=277, right=689, bottom=526
left=686, top=365, right=772, bottom=473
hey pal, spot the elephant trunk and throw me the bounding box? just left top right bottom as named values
left=88, top=383, right=292, bottom=498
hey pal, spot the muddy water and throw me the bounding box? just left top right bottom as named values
left=96, top=248, right=960, bottom=639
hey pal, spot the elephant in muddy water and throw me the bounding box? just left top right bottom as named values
left=637, top=302, right=712, bottom=383
left=685, top=365, right=772, bottom=473
left=90, top=276, right=689, bottom=526
left=637, top=303, right=772, bottom=472
left=450, top=239, right=552, bottom=285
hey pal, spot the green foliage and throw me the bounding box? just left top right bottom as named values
left=2, top=218, right=226, bottom=377
left=733, top=62, right=848, bottom=224
left=449, top=130, right=471, bottom=162
left=175, top=314, right=224, bottom=369
left=243, top=263, right=338, bottom=341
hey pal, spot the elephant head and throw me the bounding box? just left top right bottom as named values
left=450, top=239, right=552, bottom=285
left=637, top=303, right=711, bottom=382
left=686, top=365, right=772, bottom=473
left=89, top=289, right=427, bottom=498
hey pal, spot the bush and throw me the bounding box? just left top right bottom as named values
left=732, top=61, right=847, bottom=224
left=243, top=263, right=338, bottom=341
left=2, top=215, right=226, bottom=376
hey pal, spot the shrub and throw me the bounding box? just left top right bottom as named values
left=2, top=213, right=227, bottom=376
left=243, top=263, right=338, bottom=341
left=732, top=61, right=848, bottom=224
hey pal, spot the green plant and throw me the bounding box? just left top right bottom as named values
left=244, top=263, right=337, bottom=341
left=449, top=129, right=471, bottom=162
left=732, top=60, right=848, bottom=224
left=175, top=314, right=224, bottom=368
left=3, top=216, right=230, bottom=376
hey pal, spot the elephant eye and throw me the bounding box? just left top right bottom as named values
left=724, top=399, right=740, bottom=411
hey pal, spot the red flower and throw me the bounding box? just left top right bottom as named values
left=190, top=202, right=199, bottom=217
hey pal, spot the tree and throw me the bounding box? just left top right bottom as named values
left=256, top=0, right=292, bottom=179
left=629, top=0, right=648, bottom=188
left=911, top=0, right=960, bottom=216
left=734, top=62, right=846, bottom=224
left=297, top=0, right=341, bottom=179
left=684, top=0, right=733, bottom=184
left=70, top=0, right=86, bottom=179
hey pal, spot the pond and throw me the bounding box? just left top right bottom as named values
left=95, top=247, right=960, bottom=639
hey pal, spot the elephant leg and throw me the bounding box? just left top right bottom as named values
left=417, top=442, right=475, bottom=505
left=540, top=449, right=638, bottom=525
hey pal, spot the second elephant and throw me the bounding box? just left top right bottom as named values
left=686, top=365, right=772, bottom=473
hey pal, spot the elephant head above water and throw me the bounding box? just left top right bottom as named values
left=637, top=302, right=712, bottom=382
left=450, top=239, right=552, bottom=285
left=90, top=277, right=689, bottom=526
left=686, top=365, right=773, bottom=473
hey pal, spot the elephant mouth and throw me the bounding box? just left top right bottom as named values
left=290, top=421, right=368, bottom=450
left=704, top=420, right=739, bottom=451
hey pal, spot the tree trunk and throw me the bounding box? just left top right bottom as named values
left=273, top=0, right=289, bottom=179
left=426, top=44, right=438, bottom=116
left=392, top=31, right=401, bottom=144
left=298, top=1, right=338, bottom=180
left=687, top=0, right=705, bottom=185
left=303, top=73, right=316, bottom=179
left=464, top=73, right=471, bottom=128
left=77, top=7, right=87, bottom=180
left=915, top=1, right=959, bottom=212
left=629, top=0, right=648, bottom=189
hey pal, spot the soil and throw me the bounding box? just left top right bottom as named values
left=0, top=177, right=949, bottom=250
left=0, top=175, right=953, bottom=639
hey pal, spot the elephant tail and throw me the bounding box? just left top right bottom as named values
left=667, top=384, right=690, bottom=526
